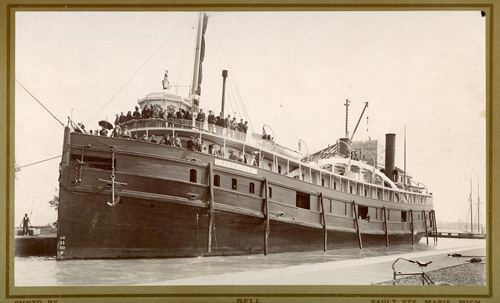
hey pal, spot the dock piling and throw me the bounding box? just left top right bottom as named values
left=352, top=201, right=363, bottom=249
left=383, top=206, right=389, bottom=247
left=423, top=210, right=429, bottom=245
left=319, top=193, right=327, bottom=252
left=207, top=162, right=215, bottom=254
left=263, top=178, right=270, bottom=255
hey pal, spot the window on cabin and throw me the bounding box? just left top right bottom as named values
left=189, top=169, right=197, bottom=183
left=358, top=205, right=369, bottom=220
left=350, top=186, right=353, bottom=194
left=364, top=189, right=368, bottom=197
left=232, top=178, right=237, bottom=190
left=296, top=192, right=310, bottom=209
left=268, top=187, right=273, bottom=198
left=278, top=166, right=282, bottom=174
left=249, top=182, right=255, bottom=194
left=334, top=182, right=337, bottom=190
left=401, top=211, right=408, bottom=222
left=344, top=203, right=347, bottom=215
left=214, top=175, right=220, bottom=187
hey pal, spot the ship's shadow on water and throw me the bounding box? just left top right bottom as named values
left=15, top=238, right=481, bottom=286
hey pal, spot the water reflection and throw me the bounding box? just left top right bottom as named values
left=15, top=238, right=484, bottom=286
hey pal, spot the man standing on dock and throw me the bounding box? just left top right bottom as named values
left=20, top=213, right=31, bottom=236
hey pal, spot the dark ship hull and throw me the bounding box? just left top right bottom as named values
left=57, top=129, right=432, bottom=260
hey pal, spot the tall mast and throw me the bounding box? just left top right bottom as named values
left=477, top=181, right=481, bottom=233
left=191, top=12, right=204, bottom=98
left=404, top=126, right=406, bottom=189
left=469, top=176, right=473, bottom=234
left=344, top=99, right=350, bottom=138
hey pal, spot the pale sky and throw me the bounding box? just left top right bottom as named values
left=14, top=11, right=486, bottom=226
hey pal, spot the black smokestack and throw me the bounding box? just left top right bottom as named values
left=385, top=133, right=396, bottom=181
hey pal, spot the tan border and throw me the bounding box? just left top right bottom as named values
left=1, top=1, right=497, bottom=302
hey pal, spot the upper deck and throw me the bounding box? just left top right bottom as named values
left=79, top=114, right=433, bottom=208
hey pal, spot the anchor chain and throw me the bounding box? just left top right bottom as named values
left=99, top=145, right=127, bottom=207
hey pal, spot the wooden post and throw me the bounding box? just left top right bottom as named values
left=383, top=207, right=389, bottom=247
left=410, top=209, right=415, bottom=245
left=352, top=201, right=363, bottom=249
left=207, top=162, right=215, bottom=254
left=263, top=178, right=270, bottom=255
left=319, top=193, right=327, bottom=252
left=423, top=210, right=429, bottom=245
left=432, top=210, right=438, bottom=243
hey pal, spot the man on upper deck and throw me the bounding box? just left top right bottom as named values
left=207, top=110, right=215, bottom=133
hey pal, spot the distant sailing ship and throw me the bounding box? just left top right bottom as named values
left=57, top=13, right=436, bottom=260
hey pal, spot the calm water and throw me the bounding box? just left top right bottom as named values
left=15, top=238, right=485, bottom=286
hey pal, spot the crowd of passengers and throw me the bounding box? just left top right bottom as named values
left=73, top=120, right=263, bottom=167
left=108, top=104, right=249, bottom=137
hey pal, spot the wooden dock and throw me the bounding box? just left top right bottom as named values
left=15, top=235, right=57, bottom=257
left=431, top=231, right=486, bottom=239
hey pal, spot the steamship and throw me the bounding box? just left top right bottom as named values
left=56, top=13, right=436, bottom=260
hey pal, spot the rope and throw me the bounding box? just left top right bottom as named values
left=16, top=80, right=65, bottom=127
left=87, top=29, right=178, bottom=126
left=17, top=155, right=61, bottom=169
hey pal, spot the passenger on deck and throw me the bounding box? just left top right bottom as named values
left=238, top=119, right=244, bottom=132
left=196, top=109, right=206, bottom=123
left=253, top=151, right=261, bottom=167
left=195, top=138, right=202, bottom=152
left=119, top=112, right=126, bottom=124
left=229, top=150, right=238, bottom=161
left=152, top=106, right=159, bottom=119
left=230, top=117, right=237, bottom=138
left=185, top=109, right=192, bottom=121
left=224, top=115, right=231, bottom=135
left=150, top=135, right=158, bottom=143
left=237, top=151, right=244, bottom=162
left=167, top=109, right=174, bottom=126
left=99, top=126, right=108, bottom=136
left=111, top=125, right=121, bottom=138
left=114, top=114, right=120, bottom=126
left=141, top=134, right=148, bottom=142
left=162, top=134, right=172, bottom=145
left=187, top=136, right=196, bottom=151
left=133, top=106, right=141, bottom=119
left=173, top=134, right=182, bottom=148
left=217, top=146, right=224, bottom=157
left=186, top=136, right=196, bottom=151
left=201, top=141, right=208, bottom=153
left=158, top=108, right=165, bottom=119
left=142, top=105, right=150, bottom=119
left=133, top=134, right=139, bottom=141
left=207, top=110, right=215, bottom=133
left=122, top=125, right=132, bottom=139
left=126, top=111, right=133, bottom=121
left=243, top=121, right=248, bottom=134
left=216, top=112, right=224, bottom=135
left=176, top=108, right=184, bottom=119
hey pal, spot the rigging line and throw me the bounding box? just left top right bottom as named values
left=87, top=30, right=177, bottom=126
left=15, top=80, right=64, bottom=127
left=217, top=44, right=255, bottom=133
left=228, top=79, right=243, bottom=120
left=230, top=72, right=254, bottom=133
left=17, top=155, right=61, bottom=169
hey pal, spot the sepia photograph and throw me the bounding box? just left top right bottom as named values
left=5, top=4, right=495, bottom=303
